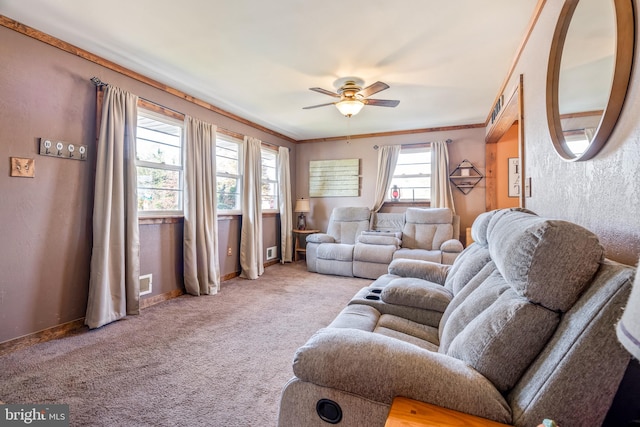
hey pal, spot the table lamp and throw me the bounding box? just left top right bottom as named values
left=617, top=263, right=640, bottom=359
left=295, top=198, right=311, bottom=230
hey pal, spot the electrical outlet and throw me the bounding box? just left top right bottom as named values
left=227, top=247, right=232, bottom=256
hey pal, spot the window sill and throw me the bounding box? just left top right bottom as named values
left=383, top=201, right=431, bottom=208
left=139, top=216, right=183, bottom=225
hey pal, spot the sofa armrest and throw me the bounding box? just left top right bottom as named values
left=441, top=239, right=464, bottom=253
left=356, top=234, right=402, bottom=247
left=381, top=278, right=453, bottom=312
left=306, top=233, right=335, bottom=244
left=388, top=258, right=451, bottom=285
left=293, top=328, right=511, bottom=423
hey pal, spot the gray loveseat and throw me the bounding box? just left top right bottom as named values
left=307, top=207, right=463, bottom=279
left=278, top=208, right=635, bottom=426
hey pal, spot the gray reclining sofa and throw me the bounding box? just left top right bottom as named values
left=278, top=208, right=635, bottom=426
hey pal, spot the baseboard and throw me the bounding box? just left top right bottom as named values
left=140, top=289, right=184, bottom=309
left=0, top=318, right=86, bottom=357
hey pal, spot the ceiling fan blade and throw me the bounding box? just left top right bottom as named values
left=365, top=99, right=400, bottom=107
left=309, top=87, right=340, bottom=98
left=303, top=102, right=337, bottom=110
left=358, top=81, right=389, bottom=98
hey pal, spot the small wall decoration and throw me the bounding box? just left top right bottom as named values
left=309, top=159, right=359, bottom=197
left=508, top=157, right=520, bottom=197
left=10, top=157, right=35, bottom=178
left=449, top=159, right=484, bottom=195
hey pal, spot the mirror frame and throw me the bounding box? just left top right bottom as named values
left=547, top=0, right=635, bottom=161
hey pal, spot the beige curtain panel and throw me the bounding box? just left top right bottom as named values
left=431, top=140, right=456, bottom=213
left=371, top=144, right=401, bottom=214
left=240, top=136, right=264, bottom=279
left=85, top=85, right=140, bottom=329
left=278, top=146, right=293, bottom=263
left=183, top=116, right=220, bottom=296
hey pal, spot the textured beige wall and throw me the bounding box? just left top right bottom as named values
left=495, top=0, right=640, bottom=265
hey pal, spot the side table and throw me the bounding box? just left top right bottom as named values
left=384, top=397, right=511, bottom=427
left=293, top=229, right=319, bottom=262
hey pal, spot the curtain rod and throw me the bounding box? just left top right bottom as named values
left=90, top=77, right=286, bottom=151
left=373, top=139, right=452, bottom=150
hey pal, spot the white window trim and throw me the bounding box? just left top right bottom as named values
left=261, top=147, right=279, bottom=214
left=136, top=108, right=185, bottom=218
left=387, top=146, right=432, bottom=203
left=216, top=134, right=242, bottom=215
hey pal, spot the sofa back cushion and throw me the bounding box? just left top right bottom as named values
left=438, top=209, right=605, bottom=392
left=371, top=212, right=405, bottom=233
left=402, top=208, right=454, bottom=250
left=487, top=209, right=604, bottom=312
left=326, top=207, right=371, bottom=244
left=439, top=271, right=560, bottom=392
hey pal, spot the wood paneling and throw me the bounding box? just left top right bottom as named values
left=309, top=159, right=360, bottom=197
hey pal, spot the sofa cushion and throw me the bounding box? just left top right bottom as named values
left=306, top=233, right=335, bottom=244
left=374, top=315, right=440, bottom=351
left=354, top=243, right=397, bottom=264
left=356, top=234, right=402, bottom=247
left=439, top=271, right=560, bottom=392
left=317, top=243, right=354, bottom=262
left=387, top=258, right=451, bottom=285
left=488, top=210, right=604, bottom=312
left=381, top=277, right=453, bottom=312
left=470, top=210, right=499, bottom=246
left=371, top=212, right=405, bottom=232
left=394, top=248, right=441, bottom=263
left=402, top=208, right=455, bottom=251
left=326, top=207, right=370, bottom=244
left=405, top=207, right=452, bottom=224
left=444, top=244, right=493, bottom=295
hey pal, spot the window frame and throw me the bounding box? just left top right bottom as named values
left=135, top=108, right=185, bottom=217
left=261, top=147, right=279, bottom=213
left=387, top=146, right=432, bottom=203
left=216, top=134, right=243, bottom=214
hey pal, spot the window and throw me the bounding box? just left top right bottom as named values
left=216, top=135, right=242, bottom=211
left=388, top=147, right=432, bottom=201
left=261, top=148, right=279, bottom=211
left=136, top=110, right=183, bottom=215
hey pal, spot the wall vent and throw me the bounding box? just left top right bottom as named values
left=266, top=246, right=277, bottom=261
left=140, top=274, right=152, bottom=296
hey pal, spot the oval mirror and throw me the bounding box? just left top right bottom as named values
left=547, top=0, right=634, bottom=161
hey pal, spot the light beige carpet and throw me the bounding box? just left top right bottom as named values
left=0, top=262, right=371, bottom=426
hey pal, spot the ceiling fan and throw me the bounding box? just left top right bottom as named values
left=303, top=77, right=400, bottom=117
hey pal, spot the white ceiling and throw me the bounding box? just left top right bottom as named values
left=0, top=0, right=540, bottom=141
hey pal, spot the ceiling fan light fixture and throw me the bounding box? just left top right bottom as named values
left=335, top=99, right=364, bottom=117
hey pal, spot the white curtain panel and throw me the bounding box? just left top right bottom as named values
left=240, top=136, right=264, bottom=279
left=431, top=140, right=456, bottom=214
left=278, top=146, right=293, bottom=263
left=85, top=85, right=140, bottom=329
left=183, top=116, right=220, bottom=296
left=371, top=144, right=401, bottom=214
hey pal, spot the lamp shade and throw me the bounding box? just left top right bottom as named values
left=294, top=198, right=310, bottom=213
left=617, top=266, right=640, bottom=359
left=335, top=99, right=364, bottom=117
